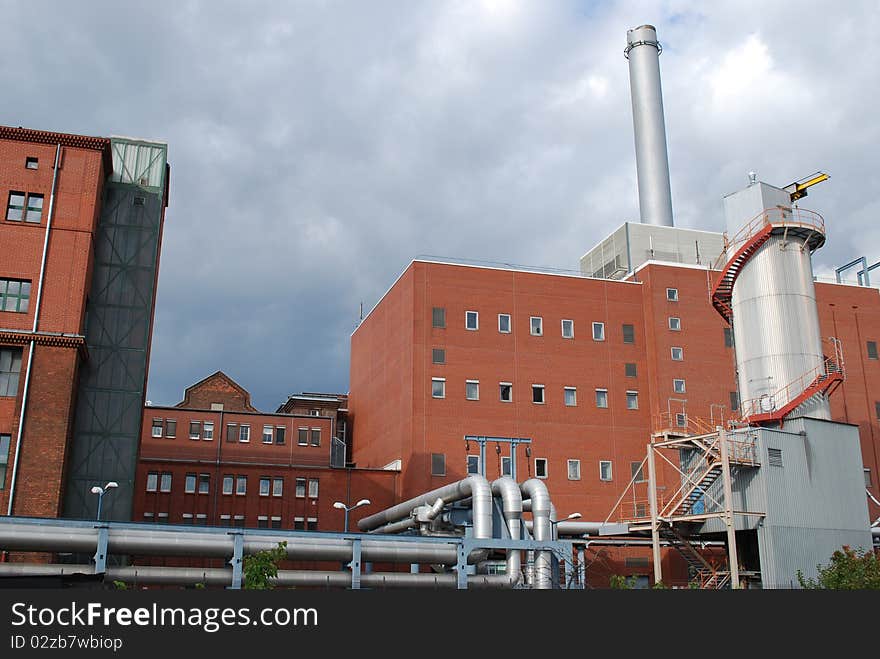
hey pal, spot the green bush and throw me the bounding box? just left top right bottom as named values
left=243, top=541, right=288, bottom=590
left=797, top=545, right=880, bottom=590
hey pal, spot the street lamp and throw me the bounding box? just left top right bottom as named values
left=549, top=512, right=582, bottom=538
left=90, top=481, right=118, bottom=521
left=333, top=498, right=371, bottom=532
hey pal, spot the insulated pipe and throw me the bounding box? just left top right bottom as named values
left=520, top=479, right=552, bottom=589
left=7, top=144, right=62, bottom=516
left=0, top=564, right=515, bottom=589
left=491, top=477, right=522, bottom=586
left=358, top=475, right=493, bottom=540
left=370, top=497, right=445, bottom=535
left=523, top=521, right=613, bottom=537
left=626, top=24, right=674, bottom=227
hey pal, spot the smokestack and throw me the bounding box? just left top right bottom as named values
left=626, top=24, right=674, bottom=227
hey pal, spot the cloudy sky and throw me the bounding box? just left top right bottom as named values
left=3, top=1, right=878, bottom=411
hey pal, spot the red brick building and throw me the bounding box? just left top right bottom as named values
left=134, top=372, right=398, bottom=532
left=348, top=257, right=880, bottom=558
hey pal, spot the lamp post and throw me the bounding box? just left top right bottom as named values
left=90, top=482, right=118, bottom=521
left=333, top=498, right=371, bottom=532
left=549, top=512, right=582, bottom=538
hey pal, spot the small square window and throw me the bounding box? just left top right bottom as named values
left=298, top=428, right=309, bottom=445
left=532, top=384, right=545, bottom=404
left=273, top=477, right=283, bottom=496
left=622, top=324, right=635, bottom=344
left=262, top=425, right=274, bottom=443
left=535, top=458, right=548, bottom=479
left=625, top=363, right=637, bottom=377
left=189, top=421, right=201, bottom=440
left=198, top=474, right=210, bottom=494
left=595, top=389, right=608, bottom=408
left=432, top=378, right=446, bottom=398
left=676, top=413, right=687, bottom=428
left=626, top=391, right=639, bottom=410
left=293, top=517, right=305, bottom=530
left=431, top=453, right=446, bottom=476
left=432, top=348, right=446, bottom=364
left=271, top=516, right=282, bottom=529
left=561, top=319, right=574, bottom=339
left=669, top=317, right=681, bottom=331
left=465, top=311, right=479, bottom=330
left=164, top=419, right=177, bottom=438
left=467, top=455, right=480, bottom=475
left=25, top=157, right=38, bottom=170
left=151, top=419, right=163, bottom=438
left=499, top=382, right=512, bottom=403
left=295, top=478, right=306, bottom=498
left=671, top=347, right=683, bottom=361
left=673, top=379, right=686, bottom=394
left=498, top=314, right=511, bottom=333
left=25, top=193, right=43, bottom=223
left=868, top=341, right=878, bottom=360
left=432, top=307, right=446, bottom=328
left=239, top=425, right=250, bottom=443
left=5, top=192, right=24, bottom=221
left=204, top=422, right=214, bottom=440
left=310, top=428, right=321, bottom=446
left=666, top=288, right=678, bottom=301
left=466, top=380, right=479, bottom=400
left=631, top=461, right=645, bottom=483
left=530, top=316, right=543, bottom=336
left=592, top=322, right=605, bottom=341
left=567, top=459, right=581, bottom=480
left=599, top=461, right=613, bottom=481
left=564, top=387, right=577, bottom=406
left=222, top=475, right=233, bottom=495
left=259, top=478, right=270, bottom=496
left=258, top=516, right=268, bottom=529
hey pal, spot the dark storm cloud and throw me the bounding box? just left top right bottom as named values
left=2, top=1, right=877, bottom=410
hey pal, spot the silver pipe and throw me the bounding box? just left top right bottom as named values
left=491, top=477, right=522, bottom=586
left=523, top=520, right=613, bottom=536
left=625, top=24, right=674, bottom=227
left=358, top=475, right=493, bottom=540
left=7, top=144, right=62, bottom=516
left=520, top=479, right=552, bottom=589
left=370, top=518, right=417, bottom=535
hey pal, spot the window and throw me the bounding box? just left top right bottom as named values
left=567, top=459, right=581, bottom=480
left=666, top=288, right=678, bottom=301
left=185, top=473, right=196, bottom=494
left=233, top=515, right=245, bottom=528
left=634, top=504, right=647, bottom=519
left=309, top=409, right=321, bottom=417
left=868, top=341, right=878, bottom=360
left=561, top=319, right=574, bottom=339
left=564, top=387, right=577, bottom=407
left=432, top=348, right=446, bottom=364
left=273, top=477, right=283, bottom=496
left=671, top=346, right=683, bottom=361
left=669, top=317, right=681, bottom=331
left=6, top=192, right=43, bottom=223
left=295, top=478, right=306, bottom=498
left=595, top=389, right=608, bottom=408
left=876, top=401, right=880, bottom=421
left=151, top=419, right=163, bottom=438
left=730, top=391, right=740, bottom=412
left=0, top=347, right=23, bottom=397
left=164, top=419, right=176, bottom=438
left=195, top=513, right=207, bottom=526
left=257, top=516, right=269, bottom=529
left=298, top=427, right=308, bottom=445
left=530, top=316, right=543, bottom=336
left=622, top=324, right=635, bottom=344
left=499, top=382, right=512, bottom=403
left=239, top=424, right=250, bottom=443
left=146, top=471, right=158, bottom=492
left=467, top=455, right=480, bottom=475
left=501, top=456, right=511, bottom=476
left=204, top=422, right=214, bottom=440
left=259, top=477, right=270, bottom=496
left=626, top=391, right=639, bottom=410
left=182, top=513, right=194, bottom=525
left=0, top=279, right=31, bottom=313
left=599, top=461, right=613, bottom=482
left=160, top=472, right=172, bottom=492
left=222, top=475, right=233, bottom=495
left=143, top=513, right=155, bottom=522
left=631, top=462, right=645, bottom=483
left=768, top=448, right=783, bottom=467
left=189, top=421, right=201, bottom=440
left=498, top=314, right=511, bottom=333
left=673, top=379, right=686, bottom=394
left=211, top=403, right=224, bottom=411
left=219, top=514, right=231, bottom=525
left=198, top=473, right=210, bottom=494
left=592, top=322, right=605, bottom=341
left=625, top=363, right=637, bottom=378
left=308, top=478, right=319, bottom=498
left=0, top=434, right=7, bottom=489
left=723, top=327, right=733, bottom=347
left=432, top=307, right=446, bottom=328
left=310, top=428, right=321, bottom=446
left=25, top=157, right=38, bottom=170
left=293, top=517, right=305, bottom=530
left=431, top=453, right=446, bottom=476
left=226, top=424, right=238, bottom=442
left=236, top=475, right=247, bottom=495
left=157, top=513, right=169, bottom=524
left=275, top=426, right=285, bottom=445
left=532, top=384, right=545, bottom=404
left=466, top=380, right=479, bottom=400
left=865, top=469, right=873, bottom=488
left=271, top=516, right=282, bottom=529
left=263, top=425, right=273, bottom=443
left=676, top=413, right=687, bottom=428
left=535, top=458, right=548, bottom=479
left=432, top=378, right=446, bottom=398
left=306, top=517, right=318, bottom=531
left=465, top=311, right=479, bottom=330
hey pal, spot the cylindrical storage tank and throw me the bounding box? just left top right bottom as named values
left=626, top=24, right=674, bottom=228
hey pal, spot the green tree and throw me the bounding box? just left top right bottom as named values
left=609, top=574, right=637, bottom=589
left=797, top=545, right=880, bottom=590
left=243, top=541, right=288, bottom=590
